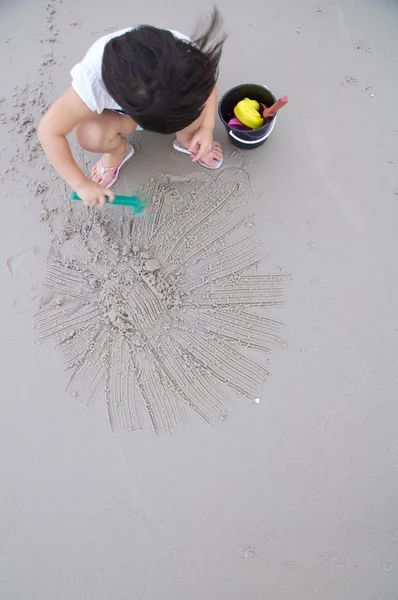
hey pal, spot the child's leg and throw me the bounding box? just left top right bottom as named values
left=74, top=110, right=137, bottom=187
left=176, top=115, right=223, bottom=167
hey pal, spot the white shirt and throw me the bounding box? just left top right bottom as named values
left=71, top=28, right=192, bottom=113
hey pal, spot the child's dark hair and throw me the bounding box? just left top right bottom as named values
left=102, top=9, right=226, bottom=134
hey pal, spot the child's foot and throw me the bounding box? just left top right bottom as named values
left=91, top=140, right=135, bottom=188
left=173, top=139, right=224, bottom=169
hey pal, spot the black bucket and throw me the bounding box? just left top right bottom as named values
left=218, top=84, right=277, bottom=150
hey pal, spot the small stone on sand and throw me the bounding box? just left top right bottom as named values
left=145, top=258, right=160, bottom=272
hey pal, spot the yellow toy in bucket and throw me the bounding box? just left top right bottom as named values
left=234, top=98, right=264, bottom=129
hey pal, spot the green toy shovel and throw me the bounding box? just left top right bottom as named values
left=70, top=190, right=148, bottom=216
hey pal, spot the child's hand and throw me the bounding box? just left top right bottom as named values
left=188, top=127, right=214, bottom=163
left=75, top=180, right=115, bottom=207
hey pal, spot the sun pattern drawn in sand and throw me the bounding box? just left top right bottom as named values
left=35, top=167, right=288, bottom=434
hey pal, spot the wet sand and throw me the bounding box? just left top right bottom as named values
left=1, top=0, right=398, bottom=597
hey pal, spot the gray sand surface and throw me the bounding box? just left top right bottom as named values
left=1, top=0, right=398, bottom=598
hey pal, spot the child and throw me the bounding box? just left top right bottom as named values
left=38, top=10, right=226, bottom=207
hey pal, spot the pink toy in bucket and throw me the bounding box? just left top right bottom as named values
left=228, top=116, right=250, bottom=130
left=261, top=96, right=288, bottom=120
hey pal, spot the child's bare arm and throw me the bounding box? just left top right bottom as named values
left=200, top=87, right=217, bottom=132
left=188, top=87, right=218, bottom=162
left=37, top=87, right=114, bottom=206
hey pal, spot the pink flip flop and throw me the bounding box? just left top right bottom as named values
left=173, top=139, right=223, bottom=170
left=94, top=143, right=135, bottom=189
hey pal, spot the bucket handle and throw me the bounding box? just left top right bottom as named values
left=228, top=115, right=276, bottom=144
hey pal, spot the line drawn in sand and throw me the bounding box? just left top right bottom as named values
left=35, top=167, right=288, bottom=434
